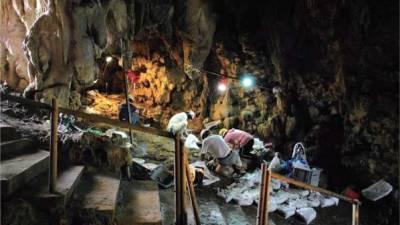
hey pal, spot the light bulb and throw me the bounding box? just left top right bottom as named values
left=241, top=76, right=254, bottom=88
left=218, top=83, right=227, bottom=92
left=105, top=56, right=113, bottom=63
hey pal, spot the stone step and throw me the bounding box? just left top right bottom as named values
left=0, top=122, right=20, bottom=142
left=1, top=150, right=49, bottom=198
left=218, top=204, right=253, bottom=225
left=198, top=196, right=227, bottom=225
left=116, top=180, right=162, bottom=225
left=0, top=138, right=35, bottom=159
left=74, top=171, right=120, bottom=221
left=33, top=166, right=86, bottom=207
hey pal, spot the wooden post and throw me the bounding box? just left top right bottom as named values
left=175, top=136, right=187, bottom=225
left=49, top=98, right=59, bottom=193
left=121, top=38, right=134, bottom=180
left=257, top=164, right=271, bottom=225
left=180, top=139, right=187, bottom=224
left=186, top=160, right=201, bottom=225
left=174, top=136, right=180, bottom=224
left=352, top=202, right=360, bottom=225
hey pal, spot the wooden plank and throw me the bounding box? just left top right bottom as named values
left=352, top=203, right=360, bottom=225
left=264, top=169, right=271, bottom=225
left=271, top=172, right=361, bottom=205
left=60, top=107, right=172, bottom=138
left=175, top=137, right=188, bottom=225
left=257, top=164, right=269, bottom=225
left=186, top=163, right=201, bottom=225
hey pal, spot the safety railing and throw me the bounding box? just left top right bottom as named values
left=1, top=94, right=199, bottom=225
left=256, top=164, right=361, bottom=225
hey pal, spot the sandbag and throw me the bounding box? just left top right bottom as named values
left=296, top=207, right=317, bottom=224
left=278, top=205, right=296, bottom=219
left=320, top=196, right=339, bottom=208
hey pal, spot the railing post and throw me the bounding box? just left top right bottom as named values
left=352, top=201, right=360, bottom=225
left=257, top=164, right=271, bottom=225
left=49, top=98, right=59, bottom=193
left=175, top=136, right=187, bottom=225
left=186, top=158, right=201, bottom=225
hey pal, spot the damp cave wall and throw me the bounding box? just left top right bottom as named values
left=0, top=0, right=398, bottom=189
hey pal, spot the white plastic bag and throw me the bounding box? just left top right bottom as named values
left=296, top=207, right=317, bottom=224
left=253, top=138, right=265, bottom=150
left=268, top=153, right=281, bottom=172
left=271, top=178, right=282, bottom=190
left=184, top=134, right=200, bottom=150
left=268, top=199, right=278, bottom=212
left=292, top=142, right=307, bottom=161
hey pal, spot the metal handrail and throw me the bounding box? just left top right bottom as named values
left=1, top=93, right=198, bottom=225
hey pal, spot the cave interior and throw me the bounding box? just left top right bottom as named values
left=0, top=0, right=398, bottom=225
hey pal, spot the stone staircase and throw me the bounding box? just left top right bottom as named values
left=0, top=122, right=163, bottom=225
left=0, top=124, right=50, bottom=199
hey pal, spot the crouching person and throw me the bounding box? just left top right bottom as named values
left=200, top=129, right=245, bottom=176
left=220, top=128, right=262, bottom=170
left=219, top=128, right=254, bottom=158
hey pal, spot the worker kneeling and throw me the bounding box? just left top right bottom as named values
left=200, top=129, right=245, bottom=177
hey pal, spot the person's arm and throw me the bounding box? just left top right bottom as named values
left=230, top=140, right=239, bottom=150
left=200, top=141, right=207, bottom=161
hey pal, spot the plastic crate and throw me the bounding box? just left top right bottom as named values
left=292, top=165, right=322, bottom=187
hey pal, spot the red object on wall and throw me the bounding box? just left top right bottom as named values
left=126, top=70, right=140, bottom=84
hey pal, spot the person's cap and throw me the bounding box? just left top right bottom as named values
left=219, top=128, right=228, bottom=137
left=188, top=110, right=195, bottom=119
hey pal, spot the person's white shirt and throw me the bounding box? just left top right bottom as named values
left=201, top=135, right=231, bottom=159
